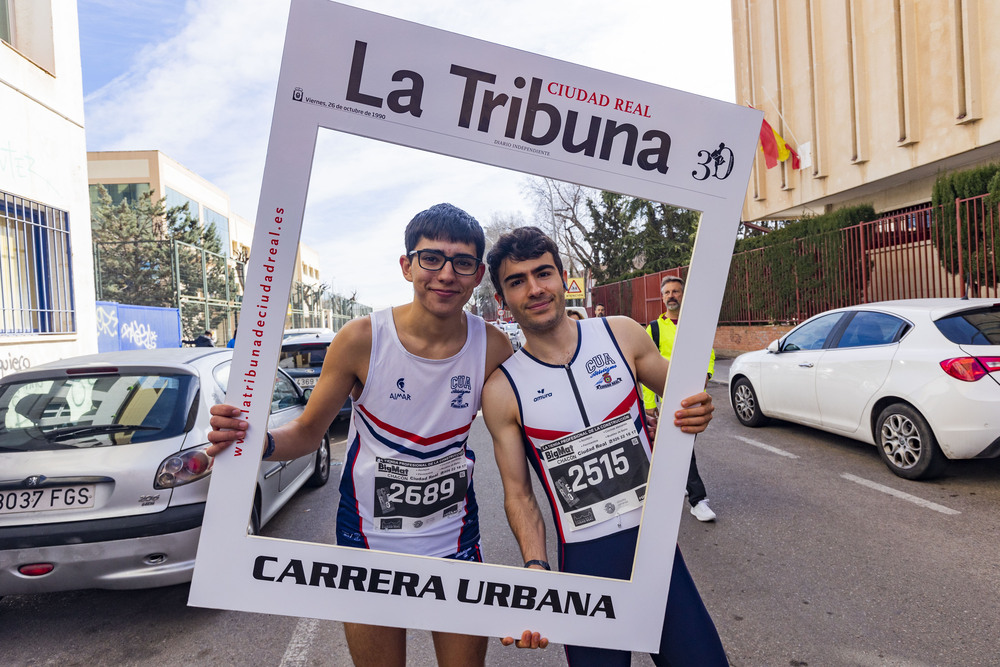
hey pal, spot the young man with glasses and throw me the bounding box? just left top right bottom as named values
left=208, top=203, right=513, bottom=666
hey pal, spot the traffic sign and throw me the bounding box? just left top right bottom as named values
left=564, top=277, right=585, bottom=300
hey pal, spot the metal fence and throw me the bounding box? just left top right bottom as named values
left=94, top=239, right=241, bottom=342
left=94, top=240, right=371, bottom=342
left=593, top=194, right=999, bottom=326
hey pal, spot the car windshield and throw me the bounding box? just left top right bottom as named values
left=0, top=372, right=197, bottom=452
left=278, top=342, right=330, bottom=369
left=935, top=305, right=1000, bottom=345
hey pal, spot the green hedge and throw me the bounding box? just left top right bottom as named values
left=931, top=164, right=1000, bottom=287
left=734, top=205, right=876, bottom=252
left=728, top=205, right=876, bottom=322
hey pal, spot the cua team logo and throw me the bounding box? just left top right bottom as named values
left=603, top=372, right=612, bottom=384
left=585, top=353, right=616, bottom=375
left=450, top=374, right=471, bottom=409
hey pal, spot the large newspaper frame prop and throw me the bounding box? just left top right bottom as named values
left=191, top=0, right=760, bottom=652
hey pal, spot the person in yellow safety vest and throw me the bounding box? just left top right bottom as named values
left=641, top=275, right=718, bottom=522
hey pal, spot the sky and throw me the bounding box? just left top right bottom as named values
left=79, top=0, right=736, bottom=309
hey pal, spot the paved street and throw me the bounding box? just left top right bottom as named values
left=2, top=381, right=999, bottom=666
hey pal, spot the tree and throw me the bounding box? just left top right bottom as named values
left=91, top=185, right=174, bottom=306
left=633, top=202, right=699, bottom=273
left=524, top=179, right=700, bottom=284
left=91, top=185, right=230, bottom=314
left=584, top=191, right=644, bottom=283
left=523, top=177, right=596, bottom=275
left=472, top=212, right=524, bottom=319
left=167, top=202, right=230, bottom=304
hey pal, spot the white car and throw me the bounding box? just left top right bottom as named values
left=500, top=322, right=524, bottom=350
left=729, top=299, right=1000, bottom=480
left=0, top=348, right=330, bottom=596
left=282, top=327, right=335, bottom=340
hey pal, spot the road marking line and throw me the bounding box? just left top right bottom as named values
left=279, top=617, right=320, bottom=667
left=840, top=473, right=961, bottom=515
left=735, top=435, right=800, bottom=458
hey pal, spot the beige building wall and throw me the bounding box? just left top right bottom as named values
left=88, top=150, right=227, bottom=234
left=230, top=212, right=254, bottom=260
left=732, top=0, right=1000, bottom=220
left=88, top=150, right=321, bottom=281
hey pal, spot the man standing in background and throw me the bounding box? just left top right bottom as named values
left=642, top=275, right=717, bottom=522
left=193, top=330, right=215, bottom=347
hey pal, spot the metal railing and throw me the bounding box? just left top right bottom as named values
left=94, top=240, right=371, bottom=341
left=593, top=194, right=999, bottom=326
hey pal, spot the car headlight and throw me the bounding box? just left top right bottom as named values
left=154, top=447, right=214, bottom=489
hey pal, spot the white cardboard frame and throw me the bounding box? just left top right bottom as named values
left=190, top=0, right=761, bottom=652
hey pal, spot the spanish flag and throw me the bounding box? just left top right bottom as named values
left=759, top=118, right=800, bottom=170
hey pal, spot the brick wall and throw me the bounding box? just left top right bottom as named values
left=714, top=324, right=794, bottom=358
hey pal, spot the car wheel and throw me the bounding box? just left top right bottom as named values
left=247, top=501, right=261, bottom=536
left=876, top=404, right=947, bottom=480
left=306, top=435, right=331, bottom=488
left=731, top=377, right=768, bottom=427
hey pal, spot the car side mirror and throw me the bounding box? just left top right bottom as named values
left=302, top=388, right=313, bottom=401
left=766, top=339, right=780, bottom=353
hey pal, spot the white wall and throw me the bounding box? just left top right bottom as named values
left=0, top=0, right=95, bottom=378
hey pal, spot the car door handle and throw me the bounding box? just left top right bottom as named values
left=798, top=362, right=814, bottom=368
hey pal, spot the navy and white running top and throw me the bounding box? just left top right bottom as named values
left=499, top=318, right=654, bottom=545
left=336, top=308, right=485, bottom=557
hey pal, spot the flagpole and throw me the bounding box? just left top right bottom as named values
left=757, top=88, right=801, bottom=146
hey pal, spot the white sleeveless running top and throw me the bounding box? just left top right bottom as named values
left=499, top=318, right=653, bottom=544
left=336, top=307, right=486, bottom=557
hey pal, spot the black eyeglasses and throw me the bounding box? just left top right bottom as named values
left=408, top=250, right=482, bottom=276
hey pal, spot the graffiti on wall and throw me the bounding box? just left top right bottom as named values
left=96, top=301, right=181, bottom=352
left=0, top=350, right=32, bottom=379
left=0, top=141, right=57, bottom=194
left=96, top=304, right=118, bottom=338
left=120, top=320, right=159, bottom=349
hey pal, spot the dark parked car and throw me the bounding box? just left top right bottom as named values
left=278, top=331, right=352, bottom=421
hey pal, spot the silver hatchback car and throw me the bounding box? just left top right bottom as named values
left=0, top=348, right=330, bottom=596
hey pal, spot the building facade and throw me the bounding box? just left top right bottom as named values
left=88, top=150, right=235, bottom=257
left=1, top=0, right=95, bottom=379
left=732, top=0, right=1000, bottom=220
left=88, top=150, right=326, bottom=338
